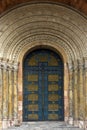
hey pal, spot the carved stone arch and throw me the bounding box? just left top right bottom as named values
left=0, top=2, right=87, bottom=129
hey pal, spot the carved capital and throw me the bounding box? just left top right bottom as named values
left=0, top=58, right=19, bottom=71
left=7, top=60, right=14, bottom=71
left=84, top=58, right=87, bottom=70
left=13, top=62, right=19, bottom=71
left=68, top=61, right=74, bottom=72
left=0, top=58, right=8, bottom=70
left=73, top=60, right=78, bottom=71
left=78, top=59, right=84, bottom=70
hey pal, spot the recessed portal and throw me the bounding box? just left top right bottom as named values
left=23, top=49, right=64, bottom=121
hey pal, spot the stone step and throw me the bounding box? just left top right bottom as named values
left=5, top=122, right=84, bottom=130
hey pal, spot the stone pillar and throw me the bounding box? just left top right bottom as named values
left=73, top=61, right=79, bottom=126
left=0, top=59, right=19, bottom=129
left=84, top=58, right=87, bottom=129
left=0, top=61, right=3, bottom=128
left=8, top=63, right=14, bottom=125
left=13, top=63, right=18, bottom=125
left=78, top=60, right=85, bottom=128
left=68, top=61, right=74, bottom=125
left=2, top=60, right=9, bottom=128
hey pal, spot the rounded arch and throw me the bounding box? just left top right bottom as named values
left=21, top=44, right=67, bottom=64
left=18, top=44, right=69, bottom=122
left=0, top=2, right=87, bottom=62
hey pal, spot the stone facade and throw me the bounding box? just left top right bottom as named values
left=0, top=2, right=87, bottom=129
left=0, top=59, right=18, bottom=128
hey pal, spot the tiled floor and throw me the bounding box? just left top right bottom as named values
left=4, top=122, right=83, bottom=130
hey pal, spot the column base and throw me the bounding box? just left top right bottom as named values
left=78, top=120, right=85, bottom=129
left=68, top=117, right=73, bottom=125
left=14, top=118, right=21, bottom=126
left=84, top=120, right=87, bottom=129
left=2, top=119, right=9, bottom=129
left=73, top=120, right=79, bottom=127
left=0, top=120, right=2, bottom=129
left=64, top=116, right=68, bottom=122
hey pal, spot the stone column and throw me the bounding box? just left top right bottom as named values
left=68, top=61, right=74, bottom=124
left=78, top=60, right=85, bottom=128
left=73, top=61, right=79, bottom=126
left=8, top=63, right=14, bottom=124
left=84, top=58, right=87, bottom=129
left=2, top=60, right=9, bottom=128
left=13, top=63, right=18, bottom=125
left=0, top=61, right=3, bottom=128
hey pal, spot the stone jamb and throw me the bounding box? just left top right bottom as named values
left=13, top=62, right=19, bottom=125
left=68, top=61, right=74, bottom=125
left=73, top=60, right=79, bottom=127
left=78, top=59, right=85, bottom=129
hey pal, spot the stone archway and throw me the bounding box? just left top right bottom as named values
left=18, top=44, right=68, bottom=123
left=0, top=2, right=87, bottom=129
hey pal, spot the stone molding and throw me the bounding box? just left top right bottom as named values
left=0, top=58, right=19, bottom=70
left=0, top=3, right=87, bottom=62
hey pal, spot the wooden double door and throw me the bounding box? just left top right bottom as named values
left=23, top=49, right=64, bottom=121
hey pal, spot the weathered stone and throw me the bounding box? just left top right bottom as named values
left=0, top=2, right=87, bottom=129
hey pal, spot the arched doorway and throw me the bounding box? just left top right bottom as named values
left=23, top=49, right=64, bottom=121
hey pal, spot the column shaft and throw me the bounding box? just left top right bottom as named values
left=73, top=63, right=78, bottom=123
left=2, top=67, right=8, bottom=119
left=84, top=59, right=87, bottom=120
left=0, top=66, right=3, bottom=120
left=13, top=70, right=18, bottom=119
left=68, top=62, right=74, bottom=124
left=78, top=62, right=85, bottom=120
left=8, top=69, right=13, bottom=119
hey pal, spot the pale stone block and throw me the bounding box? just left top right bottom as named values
left=73, top=120, right=79, bottom=127
left=2, top=120, right=8, bottom=129
left=68, top=117, right=73, bottom=125
left=78, top=121, right=85, bottom=129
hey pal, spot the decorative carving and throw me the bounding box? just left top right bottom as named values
left=28, top=75, right=38, bottom=81
left=28, top=104, right=38, bottom=111
left=28, top=56, right=38, bottom=66
left=84, top=58, right=87, bottom=70
left=48, top=85, right=59, bottom=91
left=28, top=114, right=38, bottom=120
left=48, top=94, right=59, bottom=101
left=48, top=114, right=58, bottom=120
left=48, top=75, right=59, bottom=81
left=0, top=2, right=87, bottom=128
left=48, top=55, right=58, bottom=66
left=48, top=104, right=59, bottom=111
left=28, top=94, right=38, bottom=101
left=28, top=85, right=38, bottom=91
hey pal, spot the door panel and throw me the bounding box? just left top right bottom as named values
left=23, top=49, right=64, bottom=121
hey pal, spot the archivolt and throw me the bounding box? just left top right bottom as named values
left=0, top=2, right=87, bottom=63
